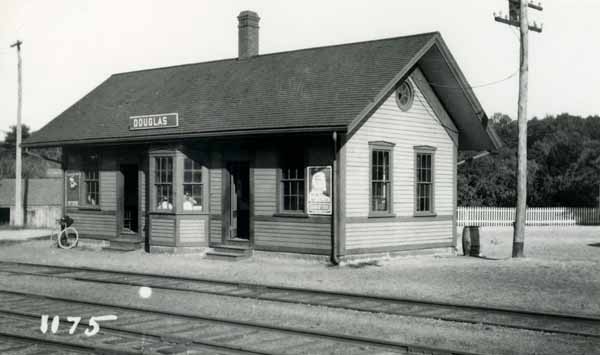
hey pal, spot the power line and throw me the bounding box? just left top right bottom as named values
left=419, top=70, right=518, bottom=91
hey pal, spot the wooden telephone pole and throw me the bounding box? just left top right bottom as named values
left=10, top=40, right=23, bottom=227
left=495, top=1, right=543, bottom=257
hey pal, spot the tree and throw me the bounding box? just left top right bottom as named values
left=1, top=124, right=61, bottom=179
left=3, top=124, right=31, bottom=148
left=458, top=113, right=600, bottom=208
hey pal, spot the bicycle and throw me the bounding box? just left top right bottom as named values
left=51, top=216, right=79, bottom=249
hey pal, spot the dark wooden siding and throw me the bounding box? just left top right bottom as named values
left=149, top=215, right=176, bottom=246
left=254, top=149, right=277, bottom=216
left=69, top=212, right=116, bottom=238
left=254, top=220, right=331, bottom=254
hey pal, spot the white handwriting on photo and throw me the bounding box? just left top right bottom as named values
left=40, top=314, right=118, bottom=336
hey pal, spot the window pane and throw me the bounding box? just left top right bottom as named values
left=184, top=171, right=192, bottom=182
left=193, top=171, right=202, bottom=183
left=184, top=158, right=192, bottom=170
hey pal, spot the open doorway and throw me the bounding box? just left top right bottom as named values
left=120, top=164, right=138, bottom=234
left=226, top=161, right=250, bottom=241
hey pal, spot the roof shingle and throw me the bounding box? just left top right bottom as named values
left=25, top=33, right=437, bottom=146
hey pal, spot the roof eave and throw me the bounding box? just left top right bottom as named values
left=21, top=125, right=348, bottom=148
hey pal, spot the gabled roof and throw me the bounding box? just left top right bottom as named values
left=24, top=32, right=500, bottom=151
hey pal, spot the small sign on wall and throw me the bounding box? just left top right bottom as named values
left=307, top=166, right=332, bottom=215
left=129, top=113, right=179, bottom=130
left=66, top=172, right=80, bottom=207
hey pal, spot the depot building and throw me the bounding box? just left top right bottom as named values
left=23, top=11, right=500, bottom=261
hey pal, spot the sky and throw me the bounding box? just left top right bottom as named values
left=1, top=0, right=599, bottom=133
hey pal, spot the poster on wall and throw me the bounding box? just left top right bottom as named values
left=66, top=172, right=80, bottom=207
left=307, top=166, right=332, bottom=215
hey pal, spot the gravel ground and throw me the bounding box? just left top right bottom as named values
left=0, top=273, right=597, bottom=355
left=0, top=228, right=52, bottom=242
left=0, top=226, right=598, bottom=317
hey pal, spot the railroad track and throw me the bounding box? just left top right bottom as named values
left=0, top=288, right=480, bottom=355
left=0, top=334, right=91, bottom=355
left=0, top=261, right=598, bottom=339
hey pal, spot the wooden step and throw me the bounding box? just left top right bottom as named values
left=103, top=237, right=143, bottom=252
left=205, top=244, right=252, bottom=261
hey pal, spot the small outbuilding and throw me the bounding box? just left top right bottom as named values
left=24, top=11, right=500, bottom=261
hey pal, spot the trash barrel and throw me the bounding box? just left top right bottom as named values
left=462, top=226, right=480, bottom=256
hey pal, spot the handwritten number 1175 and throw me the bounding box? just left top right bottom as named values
left=40, top=315, right=117, bottom=336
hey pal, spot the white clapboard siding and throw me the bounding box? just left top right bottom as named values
left=70, top=212, right=116, bottom=237
left=179, top=218, right=206, bottom=243
left=99, top=171, right=117, bottom=211
left=457, top=207, right=600, bottom=226
left=345, top=220, right=452, bottom=249
left=254, top=221, right=331, bottom=251
left=345, top=69, right=455, bottom=219
left=151, top=217, right=175, bottom=245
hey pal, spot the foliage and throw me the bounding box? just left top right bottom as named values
left=3, top=124, right=31, bottom=147
left=1, top=125, right=61, bottom=179
left=459, top=113, right=600, bottom=207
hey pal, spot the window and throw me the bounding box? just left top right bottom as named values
left=370, top=148, right=392, bottom=214
left=415, top=146, right=436, bottom=215
left=279, top=149, right=305, bottom=213
left=281, top=167, right=305, bottom=212
left=83, top=154, right=99, bottom=207
left=395, top=80, right=414, bottom=111
left=183, top=158, right=203, bottom=211
left=155, top=156, right=173, bottom=211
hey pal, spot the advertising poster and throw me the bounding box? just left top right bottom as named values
left=66, top=172, right=80, bottom=207
left=307, top=166, right=332, bottom=215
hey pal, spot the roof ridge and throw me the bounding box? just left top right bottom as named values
left=111, top=31, right=440, bottom=77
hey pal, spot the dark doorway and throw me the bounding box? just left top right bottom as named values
left=226, top=162, right=250, bottom=240
left=0, top=208, right=9, bottom=225
left=120, top=164, right=139, bottom=234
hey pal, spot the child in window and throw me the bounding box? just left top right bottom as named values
left=157, top=196, right=173, bottom=210
left=183, top=192, right=199, bottom=211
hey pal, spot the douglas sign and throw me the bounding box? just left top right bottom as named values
left=129, top=113, right=179, bottom=130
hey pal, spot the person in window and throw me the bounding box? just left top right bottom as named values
left=87, top=194, right=96, bottom=206
left=183, top=192, right=199, bottom=211
left=157, top=196, right=173, bottom=210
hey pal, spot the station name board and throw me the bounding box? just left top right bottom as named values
left=129, top=113, right=179, bottom=130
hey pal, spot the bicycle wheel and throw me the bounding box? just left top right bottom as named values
left=58, top=227, right=79, bottom=249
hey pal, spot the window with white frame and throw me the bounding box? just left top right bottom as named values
left=369, top=142, right=394, bottom=215
left=414, top=146, right=436, bottom=215
left=183, top=158, right=203, bottom=211
left=83, top=154, right=100, bottom=207
left=154, top=156, right=174, bottom=211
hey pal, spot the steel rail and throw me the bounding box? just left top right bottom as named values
left=0, top=307, right=266, bottom=355
left=0, top=260, right=598, bottom=339
left=0, top=288, right=483, bottom=355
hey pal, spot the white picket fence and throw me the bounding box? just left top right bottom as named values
left=457, top=207, right=600, bottom=227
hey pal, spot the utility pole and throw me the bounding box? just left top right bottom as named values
left=494, top=1, right=543, bottom=257
left=10, top=40, right=23, bottom=227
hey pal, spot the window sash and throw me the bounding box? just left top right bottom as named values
left=155, top=157, right=173, bottom=210
left=281, top=167, right=305, bottom=212
left=82, top=156, right=99, bottom=207
left=183, top=158, right=203, bottom=211
left=370, top=149, right=391, bottom=213
left=415, top=153, right=433, bottom=213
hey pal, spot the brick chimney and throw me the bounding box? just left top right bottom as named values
left=238, top=10, right=260, bottom=59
